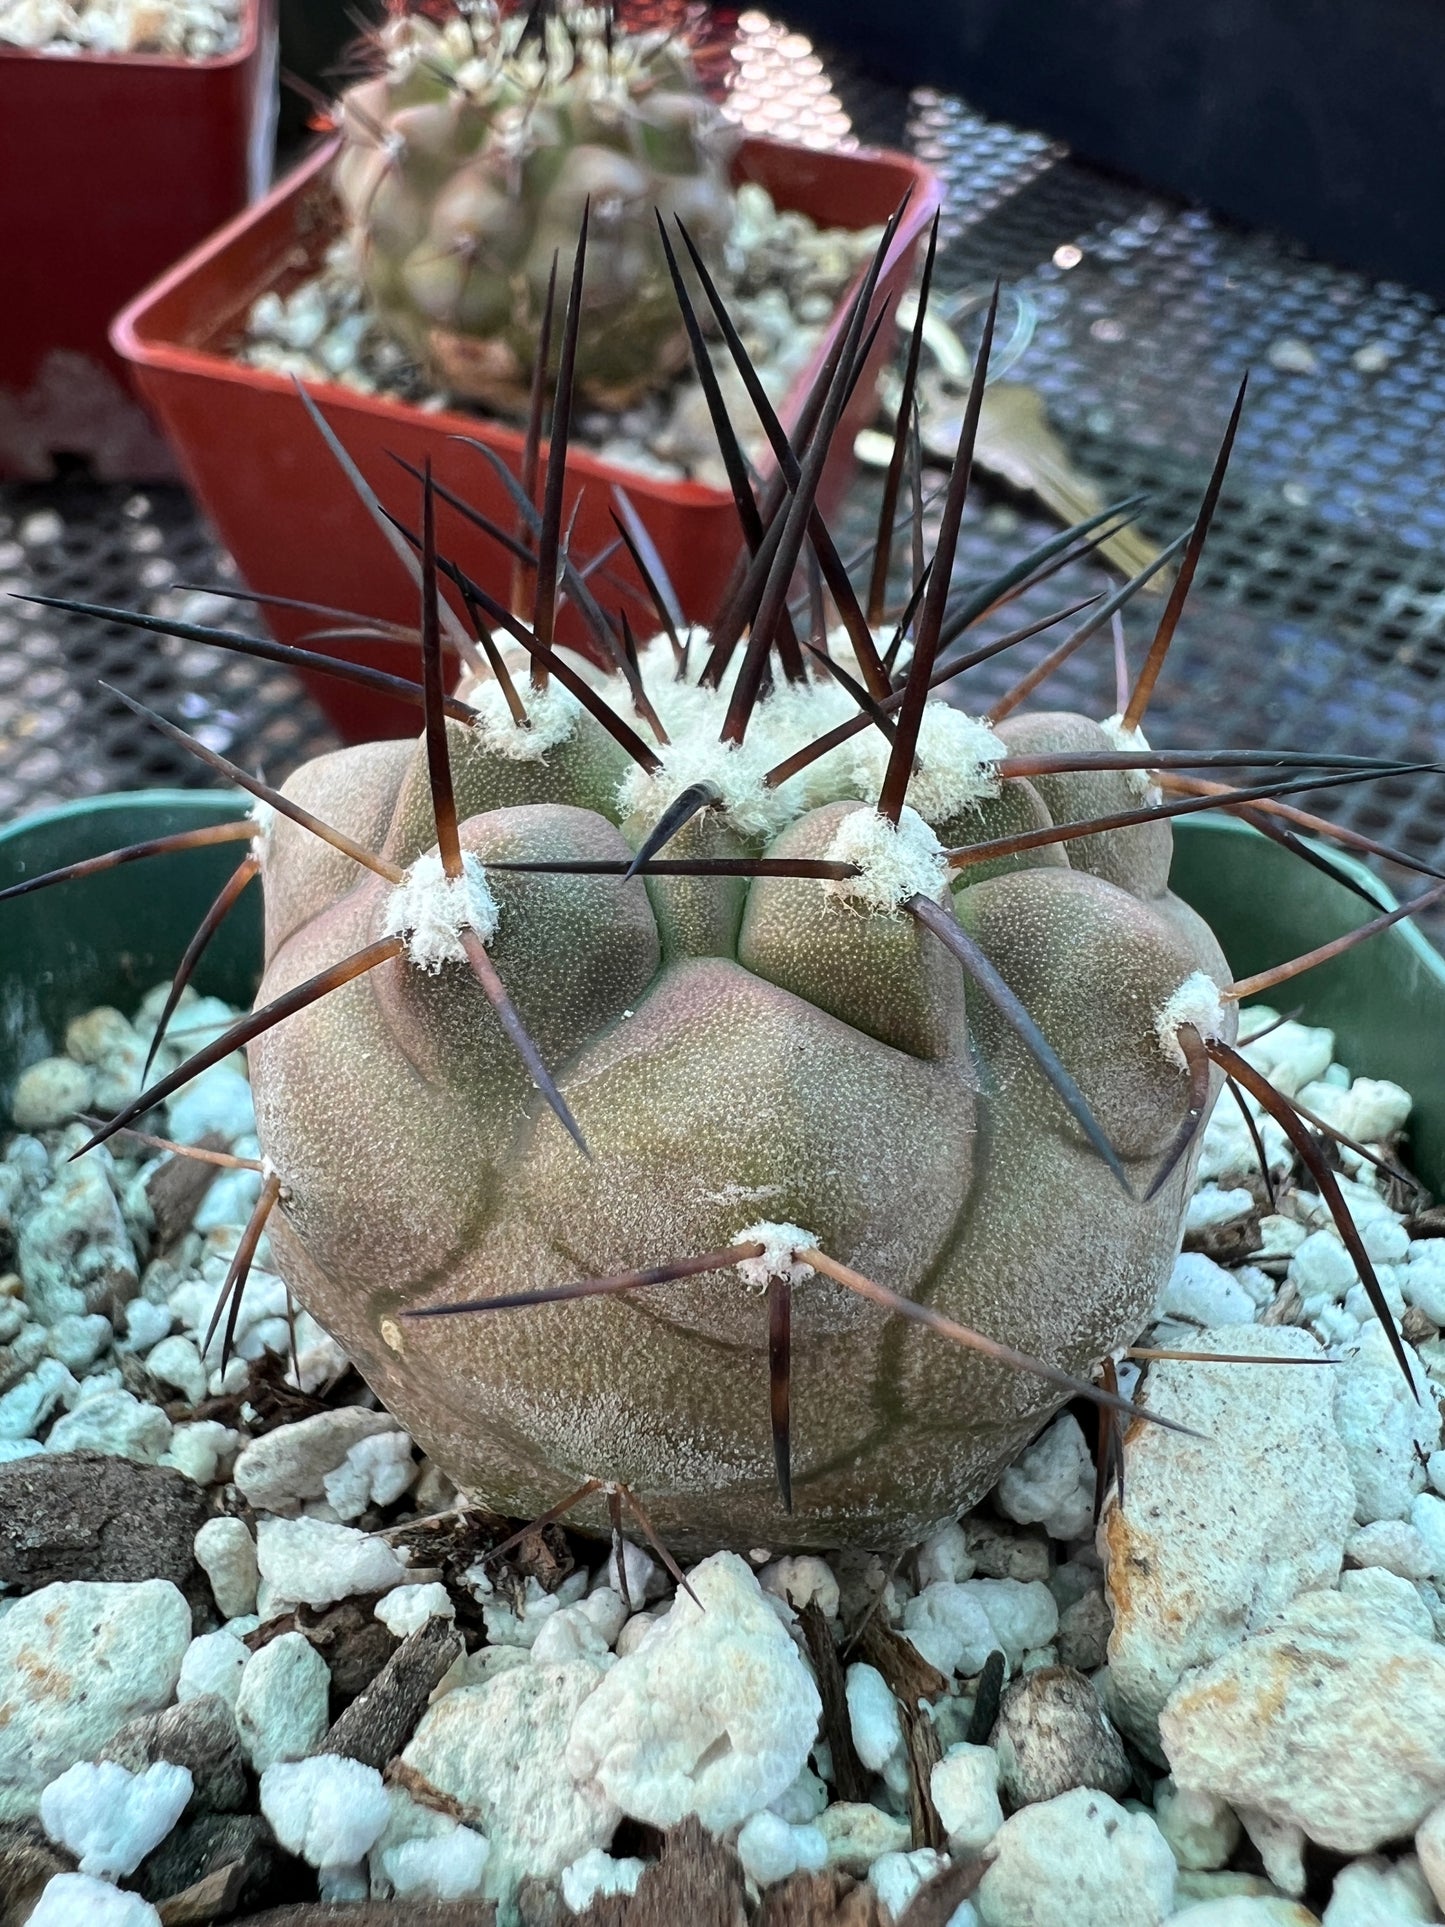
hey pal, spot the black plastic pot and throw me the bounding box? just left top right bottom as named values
left=2, top=795, right=1442, bottom=1187
left=779, top=0, right=1445, bottom=302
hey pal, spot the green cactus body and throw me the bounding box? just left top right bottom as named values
left=249, top=643, right=1232, bottom=1551
left=333, top=5, right=737, bottom=409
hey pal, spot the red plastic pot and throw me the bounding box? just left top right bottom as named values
left=0, top=0, right=276, bottom=481
left=112, top=134, right=941, bottom=742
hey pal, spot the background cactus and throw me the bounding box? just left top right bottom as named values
left=332, top=1, right=737, bottom=410
left=22, top=213, right=1424, bottom=1562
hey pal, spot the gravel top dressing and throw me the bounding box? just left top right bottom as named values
left=1, top=986, right=1443, bottom=1925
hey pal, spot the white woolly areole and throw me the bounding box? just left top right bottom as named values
left=617, top=731, right=800, bottom=841
left=1101, top=713, right=1160, bottom=801
left=843, top=703, right=1005, bottom=826
left=824, top=806, right=949, bottom=915
left=1155, top=970, right=1227, bottom=1070
left=384, top=851, right=499, bottom=971
left=734, top=1223, right=817, bottom=1292
left=469, top=674, right=580, bottom=761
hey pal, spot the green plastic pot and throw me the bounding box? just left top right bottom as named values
left=2, top=794, right=1442, bottom=1189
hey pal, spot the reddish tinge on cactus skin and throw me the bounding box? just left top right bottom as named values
left=332, top=0, right=737, bottom=411
left=17, top=209, right=1433, bottom=1560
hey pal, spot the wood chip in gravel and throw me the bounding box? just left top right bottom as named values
left=755, top=1870, right=887, bottom=1926
left=323, top=1616, right=464, bottom=1767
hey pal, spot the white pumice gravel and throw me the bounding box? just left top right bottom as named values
left=2, top=986, right=1443, bottom=1918
left=0, top=0, right=243, bottom=57
left=39, top=1757, right=192, bottom=1877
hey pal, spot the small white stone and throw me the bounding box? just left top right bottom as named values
left=902, top=1581, right=997, bottom=1677
left=996, top=1413, right=1095, bottom=1542
left=759, top=1554, right=840, bottom=1621
left=11, top=1058, right=93, bottom=1130
left=194, top=1517, right=259, bottom=1620
left=379, top=1824, right=491, bottom=1900
left=166, top=1065, right=254, bottom=1147
left=1239, top=1809, right=1306, bottom=1896
left=260, top=1755, right=390, bottom=1868
left=28, top=1873, right=162, bottom=1927
left=770, top=1766, right=829, bottom=1824
left=235, top=1630, right=330, bottom=1770
left=845, top=1663, right=905, bottom=1773
left=1152, top=1778, right=1240, bottom=1871
left=375, top=1582, right=455, bottom=1639
left=40, top=1759, right=192, bottom=1878
left=916, top=1522, right=975, bottom=1588
left=976, top=1789, right=1176, bottom=1927
left=46, top=1388, right=171, bottom=1463
left=561, top=1847, right=647, bottom=1912
left=323, top=1429, right=416, bottom=1518
left=1346, top=1519, right=1434, bottom=1581
left=1163, top=1252, right=1259, bottom=1326
left=930, top=1743, right=1004, bottom=1855
left=1341, top=1568, right=1438, bottom=1643
left=177, top=1629, right=250, bottom=1709
left=145, top=1334, right=208, bottom=1406
left=1411, top=1493, right=1445, bottom=1577
left=1342, top=1079, right=1412, bottom=1144
left=255, top=1516, right=406, bottom=1610
left=1289, top=1230, right=1359, bottom=1301
left=1322, top=1852, right=1437, bottom=1925
left=120, top=1299, right=173, bottom=1353
left=566, top=1551, right=821, bottom=1833
left=162, top=1419, right=242, bottom=1486
left=962, top=1578, right=1059, bottom=1670
left=736, top=1809, right=827, bottom=1886
left=46, top=1313, right=112, bottom=1372
left=871, top=1848, right=949, bottom=1922
left=1334, top=1325, right=1440, bottom=1524
left=1184, top=1187, right=1256, bottom=1233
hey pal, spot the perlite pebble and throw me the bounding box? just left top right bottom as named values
left=46, top=1388, right=171, bottom=1463
left=566, top=1551, right=821, bottom=1833
left=235, top=1631, right=330, bottom=1770
left=260, top=1755, right=390, bottom=1869
left=871, top=1849, right=950, bottom=1922
left=176, top=1629, right=249, bottom=1708
left=381, top=1825, right=492, bottom=1900
left=1321, top=1854, right=1437, bottom=1925
left=976, top=1789, right=1177, bottom=1927
left=1153, top=1778, right=1241, bottom=1871
left=28, top=1873, right=162, bottom=1927
left=845, top=1663, right=904, bottom=1773
left=40, top=1759, right=192, bottom=1877
left=1162, top=1252, right=1259, bottom=1327
left=735, top=1809, right=828, bottom=1885
left=10, top=1058, right=93, bottom=1130
left=930, top=1742, right=1004, bottom=1854
left=194, top=1517, right=259, bottom=1619
left=1345, top=1519, right=1434, bottom=1580
left=561, top=1848, right=647, bottom=1912
left=375, top=1581, right=455, bottom=1638
left=902, top=1581, right=997, bottom=1677
left=255, top=1515, right=406, bottom=1609
left=1333, top=1326, right=1440, bottom=1524
left=995, top=1412, right=1095, bottom=1542
left=144, top=1335, right=207, bottom=1406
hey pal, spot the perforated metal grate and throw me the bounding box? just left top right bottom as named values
left=0, top=8, right=1442, bottom=936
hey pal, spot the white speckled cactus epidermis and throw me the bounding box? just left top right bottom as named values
left=247, top=639, right=1233, bottom=1551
